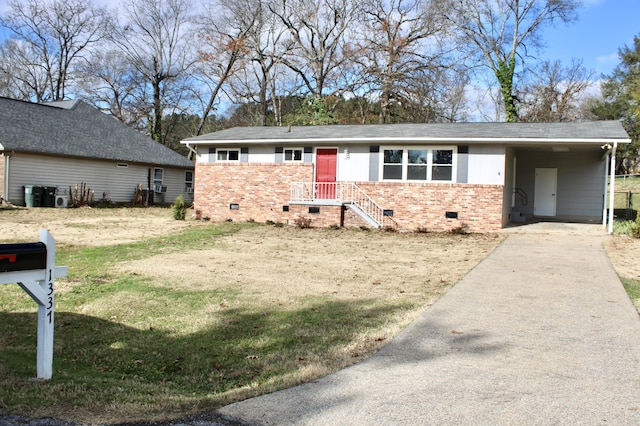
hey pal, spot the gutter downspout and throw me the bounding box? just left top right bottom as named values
left=608, top=142, right=618, bottom=234
left=1, top=150, right=11, bottom=205
left=183, top=142, right=198, bottom=161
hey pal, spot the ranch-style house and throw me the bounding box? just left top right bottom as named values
left=182, top=121, right=630, bottom=233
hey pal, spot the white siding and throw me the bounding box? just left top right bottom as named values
left=196, top=150, right=208, bottom=163
left=248, top=146, right=276, bottom=162
left=7, top=153, right=191, bottom=205
left=467, top=146, right=506, bottom=185
left=337, top=145, right=370, bottom=182
left=196, top=145, right=276, bottom=163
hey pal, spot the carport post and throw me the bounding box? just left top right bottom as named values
left=608, top=142, right=618, bottom=234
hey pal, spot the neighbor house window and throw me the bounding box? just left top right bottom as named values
left=153, top=168, right=164, bottom=192
left=185, top=171, right=194, bottom=193
left=284, top=148, right=303, bottom=162
left=381, top=147, right=455, bottom=182
left=217, top=149, right=240, bottom=162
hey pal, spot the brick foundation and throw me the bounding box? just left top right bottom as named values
left=194, top=162, right=504, bottom=232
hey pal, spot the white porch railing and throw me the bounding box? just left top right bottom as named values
left=290, top=182, right=394, bottom=228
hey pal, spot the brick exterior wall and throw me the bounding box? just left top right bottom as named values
left=352, top=182, right=504, bottom=233
left=194, top=162, right=315, bottom=225
left=194, top=162, right=504, bottom=232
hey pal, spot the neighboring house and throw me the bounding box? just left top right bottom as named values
left=0, top=97, right=194, bottom=206
left=181, top=122, right=630, bottom=233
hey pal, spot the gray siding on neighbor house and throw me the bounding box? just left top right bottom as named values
left=161, top=167, right=194, bottom=204
left=515, top=150, right=604, bottom=218
left=7, top=153, right=191, bottom=205
left=8, top=153, right=148, bottom=204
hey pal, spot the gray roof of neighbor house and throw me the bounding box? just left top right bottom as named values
left=0, top=97, right=194, bottom=169
left=183, top=121, right=631, bottom=145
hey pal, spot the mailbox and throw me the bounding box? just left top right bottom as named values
left=0, top=242, right=47, bottom=272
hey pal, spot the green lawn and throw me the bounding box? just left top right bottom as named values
left=0, top=219, right=501, bottom=424
left=613, top=175, right=640, bottom=210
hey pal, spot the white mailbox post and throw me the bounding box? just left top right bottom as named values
left=0, top=229, right=67, bottom=379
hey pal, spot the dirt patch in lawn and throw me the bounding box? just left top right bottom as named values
left=604, top=235, right=640, bottom=310
left=0, top=206, right=199, bottom=247
left=118, top=226, right=503, bottom=305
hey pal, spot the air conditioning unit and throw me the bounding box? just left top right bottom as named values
left=55, top=195, right=69, bottom=208
left=153, top=184, right=167, bottom=193
left=185, top=187, right=193, bottom=193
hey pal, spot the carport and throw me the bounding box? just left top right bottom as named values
left=506, top=136, right=627, bottom=233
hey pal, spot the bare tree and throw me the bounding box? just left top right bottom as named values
left=519, top=59, right=595, bottom=122
left=353, top=0, right=452, bottom=123
left=222, top=0, right=300, bottom=126
left=268, top=0, right=355, bottom=99
left=193, top=0, right=264, bottom=134
left=76, top=49, right=149, bottom=129
left=444, top=0, right=580, bottom=122
left=112, top=0, right=197, bottom=143
left=0, top=39, right=50, bottom=101
left=0, top=0, right=113, bottom=101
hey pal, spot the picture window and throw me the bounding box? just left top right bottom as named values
left=381, top=147, right=455, bottom=182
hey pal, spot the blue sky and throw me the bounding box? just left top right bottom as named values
left=541, top=0, right=640, bottom=76
left=0, top=0, right=636, bottom=78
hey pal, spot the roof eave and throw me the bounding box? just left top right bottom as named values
left=182, top=136, right=633, bottom=145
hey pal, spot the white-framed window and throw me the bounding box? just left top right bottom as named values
left=284, top=148, right=303, bottom=162
left=381, top=147, right=455, bottom=182
left=153, top=168, right=165, bottom=192
left=185, top=170, right=194, bottom=193
left=217, top=149, right=240, bottom=162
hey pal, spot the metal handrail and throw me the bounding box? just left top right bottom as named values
left=290, top=182, right=393, bottom=228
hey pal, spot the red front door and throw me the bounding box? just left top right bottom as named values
left=315, top=148, right=337, bottom=199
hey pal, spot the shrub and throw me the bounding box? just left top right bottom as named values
left=632, top=213, right=640, bottom=238
left=449, top=223, right=470, bottom=235
left=294, top=216, right=313, bottom=229
left=172, top=195, right=187, bottom=220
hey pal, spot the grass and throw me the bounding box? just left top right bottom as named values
left=0, top=219, right=501, bottom=424
left=613, top=175, right=640, bottom=210
left=621, top=277, right=640, bottom=310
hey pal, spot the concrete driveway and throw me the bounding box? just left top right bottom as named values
left=219, top=230, right=640, bottom=425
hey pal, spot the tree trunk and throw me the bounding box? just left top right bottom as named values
left=152, top=78, right=163, bottom=143
left=496, top=56, right=518, bottom=122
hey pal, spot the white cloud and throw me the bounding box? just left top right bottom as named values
left=597, top=53, right=619, bottom=68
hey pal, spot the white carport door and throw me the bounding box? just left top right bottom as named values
left=534, top=168, right=557, bottom=217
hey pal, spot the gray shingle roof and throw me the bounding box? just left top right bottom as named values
left=183, top=121, right=630, bottom=145
left=0, top=97, right=194, bottom=169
